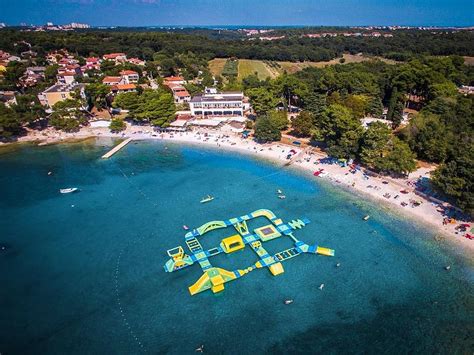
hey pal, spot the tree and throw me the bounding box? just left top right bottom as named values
left=432, top=144, right=473, bottom=215
left=1, top=61, right=27, bottom=89
left=100, top=60, right=117, bottom=74
left=268, top=110, right=289, bottom=130
left=343, top=94, right=370, bottom=118
left=184, top=83, right=204, bottom=96
left=112, top=92, right=140, bottom=110
left=246, top=87, right=279, bottom=115
left=133, top=90, right=176, bottom=126
left=85, top=83, right=111, bottom=110
left=359, top=121, right=392, bottom=169
left=49, top=99, right=87, bottom=132
left=44, top=64, right=59, bottom=84
left=414, top=115, right=449, bottom=162
left=109, top=118, right=126, bottom=132
left=254, top=115, right=281, bottom=143
left=315, top=104, right=364, bottom=159
left=378, top=137, right=417, bottom=175
left=291, top=111, right=313, bottom=137
left=303, top=92, right=327, bottom=117
left=11, top=95, right=45, bottom=124
left=386, top=87, right=404, bottom=126
left=273, top=74, right=308, bottom=108
left=0, top=103, right=23, bottom=138
left=242, top=74, right=267, bottom=90
left=367, top=96, right=383, bottom=117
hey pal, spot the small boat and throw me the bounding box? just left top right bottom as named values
left=60, top=188, right=78, bottom=194
left=278, top=195, right=286, bottom=199
left=200, top=195, right=214, bottom=204
left=277, top=189, right=283, bottom=194
left=363, top=215, right=370, bottom=221
left=284, top=299, right=293, bottom=305
left=183, top=225, right=189, bottom=230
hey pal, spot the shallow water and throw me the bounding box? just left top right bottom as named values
left=0, top=139, right=473, bottom=354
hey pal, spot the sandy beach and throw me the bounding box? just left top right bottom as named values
left=5, top=125, right=474, bottom=255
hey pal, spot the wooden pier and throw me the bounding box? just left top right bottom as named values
left=101, top=138, right=133, bottom=159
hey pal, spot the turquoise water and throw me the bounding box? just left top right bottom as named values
left=0, top=139, right=473, bottom=354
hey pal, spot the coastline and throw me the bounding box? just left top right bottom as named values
left=3, top=125, right=473, bottom=256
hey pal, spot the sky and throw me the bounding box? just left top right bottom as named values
left=1, top=0, right=473, bottom=27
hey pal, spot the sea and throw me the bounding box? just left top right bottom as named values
left=0, top=138, right=473, bottom=354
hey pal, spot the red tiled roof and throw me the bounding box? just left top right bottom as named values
left=128, top=58, right=145, bottom=64
left=58, top=71, right=76, bottom=76
left=103, top=53, right=126, bottom=59
left=86, top=57, right=100, bottom=62
left=113, top=84, right=136, bottom=90
left=102, top=76, right=121, bottom=83
left=120, top=70, right=138, bottom=75
left=176, top=90, right=190, bottom=97
left=164, top=76, right=184, bottom=82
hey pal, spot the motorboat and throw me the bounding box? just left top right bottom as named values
left=277, top=189, right=283, bottom=194
left=200, top=195, right=214, bottom=203
left=60, top=188, right=78, bottom=194
left=278, top=195, right=286, bottom=199
left=363, top=215, right=370, bottom=221
left=183, top=225, right=189, bottom=230
left=284, top=299, right=293, bottom=305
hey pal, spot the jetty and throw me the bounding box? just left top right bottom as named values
left=101, top=138, right=133, bottom=159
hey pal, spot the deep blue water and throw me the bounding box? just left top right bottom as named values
left=0, top=139, right=473, bottom=354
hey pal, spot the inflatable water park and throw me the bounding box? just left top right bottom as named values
left=164, top=209, right=335, bottom=296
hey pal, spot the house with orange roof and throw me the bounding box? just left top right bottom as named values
left=102, top=53, right=127, bottom=64
left=110, top=84, right=137, bottom=94
left=84, top=57, right=101, bottom=71
left=127, top=57, right=146, bottom=66
left=119, top=70, right=139, bottom=84
left=102, top=76, right=122, bottom=86
left=163, top=76, right=186, bottom=86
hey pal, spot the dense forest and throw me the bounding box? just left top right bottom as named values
left=0, top=28, right=473, bottom=62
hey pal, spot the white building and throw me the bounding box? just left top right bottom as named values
left=119, top=70, right=139, bottom=84
left=189, top=88, right=244, bottom=117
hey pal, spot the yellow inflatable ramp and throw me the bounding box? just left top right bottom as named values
left=269, top=262, right=284, bottom=275
left=316, top=246, right=335, bottom=257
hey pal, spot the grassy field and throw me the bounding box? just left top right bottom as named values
left=237, top=59, right=278, bottom=81
left=208, top=58, right=227, bottom=77
left=208, top=54, right=397, bottom=81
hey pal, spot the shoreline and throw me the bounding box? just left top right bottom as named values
left=3, top=126, right=473, bottom=256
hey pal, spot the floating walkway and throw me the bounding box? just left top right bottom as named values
left=101, top=138, right=133, bottom=159
left=164, top=208, right=335, bottom=296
